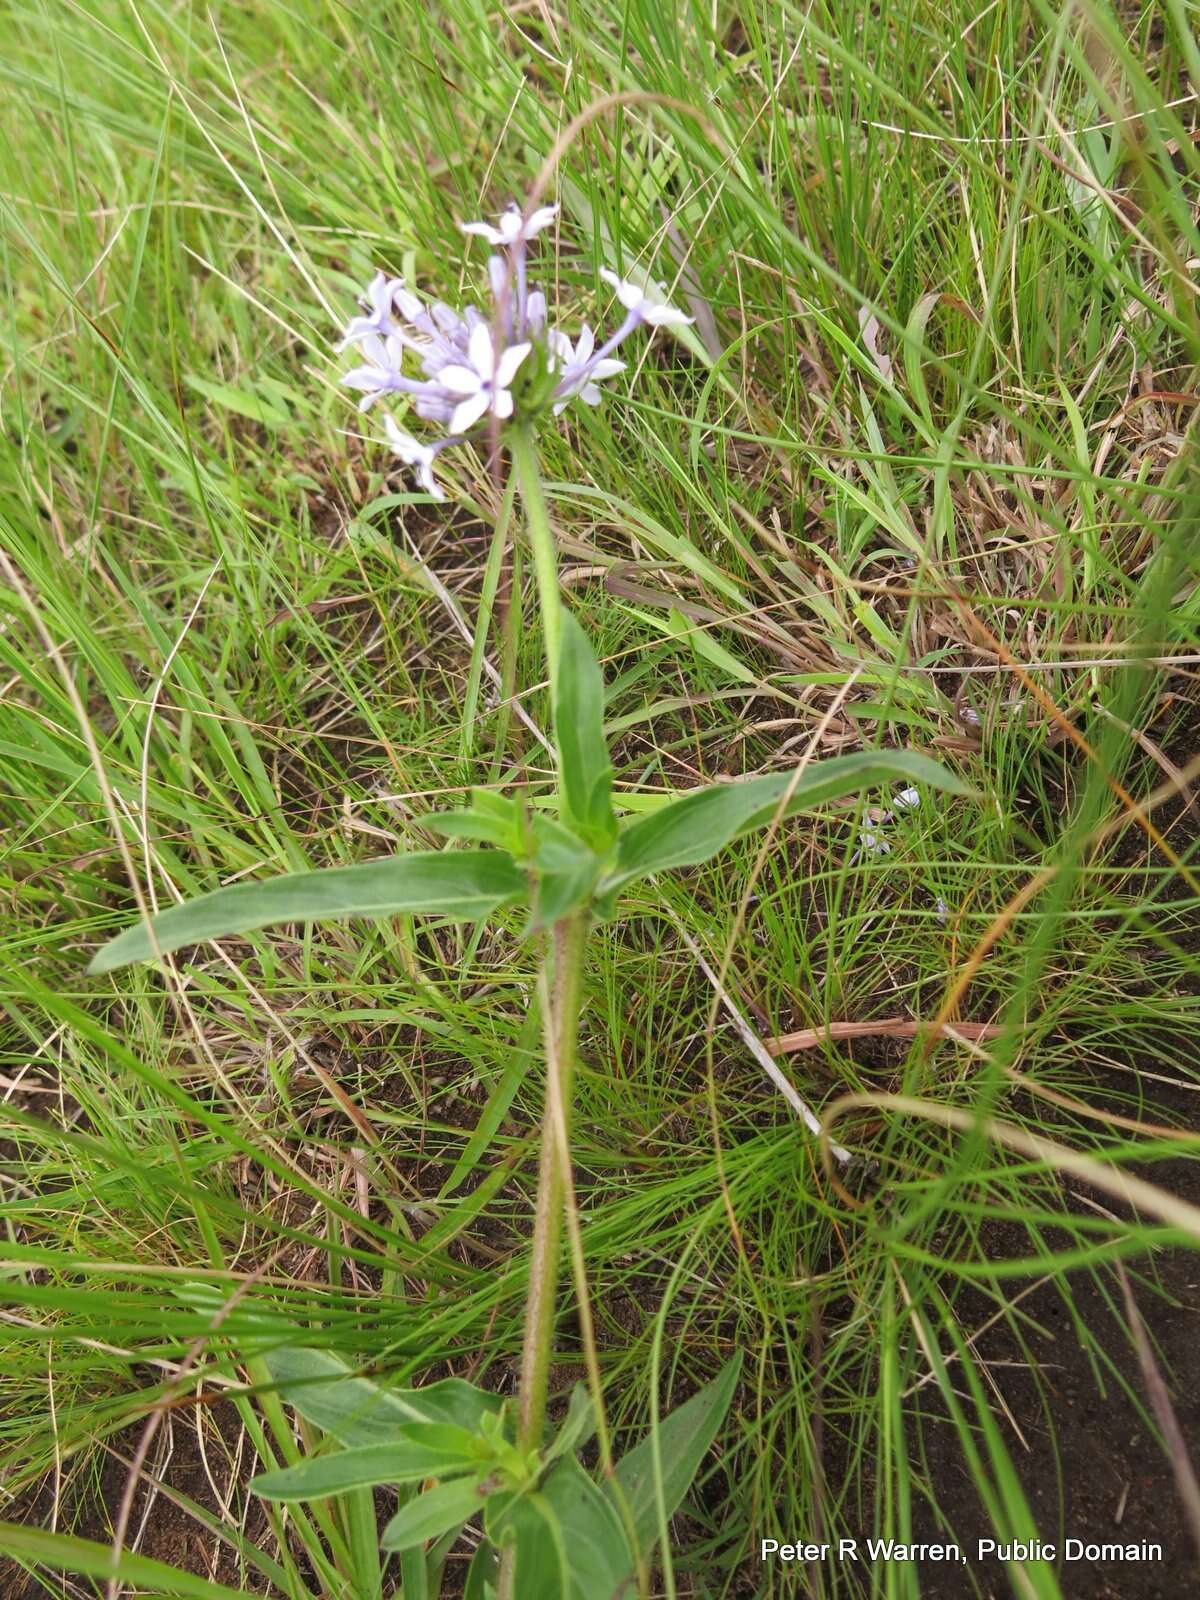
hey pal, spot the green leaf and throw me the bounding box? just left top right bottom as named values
left=610, top=1355, right=741, bottom=1556
left=381, top=1476, right=487, bottom=1551
left=489, top=1458, right=632, bottom=1600
left=543, top=1384, right=596, bottom=1467
left=0, top=1522, right=254, bottom=1600
left=184, top=373, right=290, bottom=427
left=251, top=1425, right=488, bottom=1500
left=486, top=1491, right=566, bottom=1599
left=554, top=612, right=615, bottom=845
left=532, top=862, right=600, bottom=930
left=673, top=607, right=758, bottom=685
left=427, top=790, right=522, bottom=851
left=263, top=1347, right=502, bottom=1445
left=605, top=750, right=972, bottom=893
left=528, top=813, right=603, bottom=929
left=427, top=812, right=515, bottom=847
left=464, top=1541, right=499, bottom=1600
left=89, top=850, right=526, bottom=972
left=531, top=814, right=591, bottom=873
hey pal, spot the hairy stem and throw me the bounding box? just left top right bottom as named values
left=517, top=912, right=586, bottom=1448
left=497, top=912, right=587, bottom=1600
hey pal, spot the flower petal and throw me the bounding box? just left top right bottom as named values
left=383, top=415, right=421, bottom=461
left=524, top=204, right=559, bottom=238
left=498, top=207, right=524, bottom=243
left=487, top=254, right=509, bottom=303
left=432, top=302, right=464, bottom=334
left=461, top=222, right=504, bottom=244
left=341, top=366, right=386, bottom=391
left=438, top=364, right=483, bottom=396
left=493, top=341, right=531, bottom=389
left=417, top=463, right=444, bottom=500
left=367, top=272, right=393, bottom=317
left=335, top=315, right=381, bottom=351
left=600, top=270, right=645, bottom=312
left=393, top=284, right=424, bottom=321
left=641, top=303, right=694, bottom=327
left=466, top=320, right=496, bottom=376
left=449, top=391, right=491, bottom=433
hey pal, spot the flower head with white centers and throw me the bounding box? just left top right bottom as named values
left=334, top=204, right=709, bottom=499
left=461, top=202, right=559, bottom=248
left=438, top=324, right=531, bottom=433
left=341, top=334, right=422, bottom=410
left=548, top=325, right=625, bottom=413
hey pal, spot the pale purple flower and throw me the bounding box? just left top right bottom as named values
left=549, top=325, right=625, bottom=413
left=525, top=289, right=547, bottom=335
left=438, top=324, right=531, bottom=432
left=393, top=283, right=425, bottom=323
left=336, top=208, right=718, bottom=500
left=412, top=390, right=456, bottom=426
left=461, top=203, right=559, bottom=248
left=335, top=271, right=401, bottom=351
left=855, top=828, right=892, bottom=861
left=341, top=334, right=424, bottom=410
left=430, top=302, right=464, bottom=334
left=892, top=787, right=920, bottom=811
left=598, top=269, right=693, bottom=328
left=383, top=415, right=444, bottom=500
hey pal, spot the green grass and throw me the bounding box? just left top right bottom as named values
left=1, top=0, right=1198, bottom=1594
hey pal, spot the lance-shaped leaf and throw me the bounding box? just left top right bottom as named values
left=426, top=789, right=522, bottom=852
left=88, top=850, right=526, bottom=973
left=603, top=750, right=971, bottom=894
left=0, top=1523, right=259, bottom=1600
left=554, top=612, right=616, bottom=846
left=382, top=1477, right=489, bottom=1552
left=252, top=1425, right=488, bottom=1501
left=262, top=1347, right=503, bottom=1444
left=609, top=1354, right=741, bottom=1556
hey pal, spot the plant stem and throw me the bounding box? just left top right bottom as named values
left=516, top=911, right=587, bottom=1450
left=497, top=911, right=587, bottom=1600
left=509, top=422, right=561, bottom=683
left=498, top=427, right=585, bottom=1599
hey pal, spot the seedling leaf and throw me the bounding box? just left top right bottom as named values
left=89, top=850, right=526, bottom=972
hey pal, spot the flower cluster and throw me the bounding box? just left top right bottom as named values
left=336, top=203, right=693, bottom=499
left=853, top=785, right=921, bottom=861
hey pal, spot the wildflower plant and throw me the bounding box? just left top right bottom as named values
left=337, top=203, right=689, bottom=505
left=89, top=199, right=970, bottom=1599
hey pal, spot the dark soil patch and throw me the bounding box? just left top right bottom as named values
left=901, top=1086, right=1200, bottom=1600
left=0, top=1402, right=277, bottom=1597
